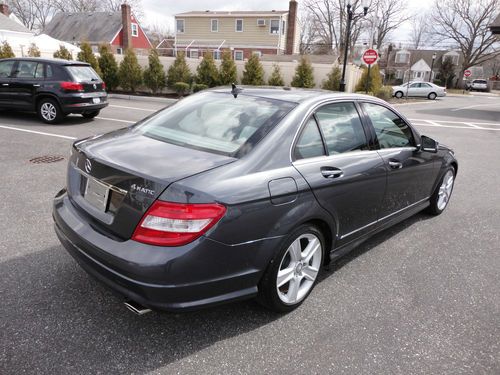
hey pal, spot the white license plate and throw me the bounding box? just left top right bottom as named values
left=92, top=98, right=100, bottom=104
left=84, top=177, right=109, bottom=211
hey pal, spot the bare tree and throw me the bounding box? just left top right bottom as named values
left=432, top=0, right=500, bottom=85
left=409, top=13, right=431, bottom=49
left=145, top=21, right=173, bottom=48
left=6, top=0, right=54, bottom=31
left=304, top=0, right=374, bottom=57
left=299, top=10, right=319, bottom=54
left=372, top=0, right=410, bottom=49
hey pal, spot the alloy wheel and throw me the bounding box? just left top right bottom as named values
left=41, top=102, right=57, bottom=121
left=437, top=170, right=454, bottom=210
left=276, top=233, right=322, bottom=305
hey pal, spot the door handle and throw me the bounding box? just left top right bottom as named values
left=33, top=84, right=41, bottom=87
left=321, top=167, right=344, bottom=179
left=388, top=161, right=403, bottom=169
left=1, top=83, right=8, bottom=86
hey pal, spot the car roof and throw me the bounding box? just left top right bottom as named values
left=208, top=86, right=381, bottom=104
left=0, top=57, right=90, bottom=66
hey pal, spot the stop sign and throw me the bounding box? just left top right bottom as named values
left=464, top=70, right=472, bottom=77
left=362, top=49, right=378, bottom=65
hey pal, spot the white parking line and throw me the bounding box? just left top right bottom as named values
left=0, top=125, right=77, bottom=139
left=108, top=105, right=156, bottom=112
left=95, top=116, right=135, bottom=124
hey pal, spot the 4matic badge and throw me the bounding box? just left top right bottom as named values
left=130, top=184, right=155, bottom=196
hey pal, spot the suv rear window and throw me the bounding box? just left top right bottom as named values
left=473, top=80, right=487, bottom=84
left=135, top=92, right=296, bottom=157
left=65, top=65, right=100, bottom=82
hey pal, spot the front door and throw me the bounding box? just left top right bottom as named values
left=360, top=102, right=438, bottom=219
left=9, top=60, right=44, bottom=109
left=0, top=60, right=16, bottom=106
left=292, top=102, right=386, bottom=245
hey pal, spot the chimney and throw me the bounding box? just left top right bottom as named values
left=0, top=4, right=10, bottom=16
left=121, top=3, right=132, bottom=51
left=286, top=1, right=297, bottom=55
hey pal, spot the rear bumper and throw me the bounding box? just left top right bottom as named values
left=59, top=93, right=108, bottom=114
left=53, top=190, right=280, bottom=312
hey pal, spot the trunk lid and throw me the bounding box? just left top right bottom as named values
left=66, top=128, right=236, bottom=240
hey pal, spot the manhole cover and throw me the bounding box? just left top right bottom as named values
left=29, top=155, right=65, bottom=164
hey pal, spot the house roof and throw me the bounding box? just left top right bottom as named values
left=43, top=11, right=122, bottom=43
left=175, top=10, right=288, bottom=17
left=0, top=12, right=31, bottom=34
left=491, top=13, right=500, bottom=34
left=380, top=48, right=462, bottom=69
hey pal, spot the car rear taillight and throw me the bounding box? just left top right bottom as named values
left=132, top=201, right=226, bottom=246
left=60, top=81, right=84, bottom=91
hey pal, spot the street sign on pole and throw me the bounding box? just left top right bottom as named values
left=362, top=49, right=378, bottom=65
left=464, top=70, right=472, bottom=77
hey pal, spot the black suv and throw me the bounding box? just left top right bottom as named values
left=0, top=57, right=108, bottom=124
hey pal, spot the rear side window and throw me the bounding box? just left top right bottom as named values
left=362, top=102, right=415, bottom=149
left=0, top=60, right=15, bottom=77
left=65, top=65, right=100, bottom=82
left=315, top=102, right=368, bottom=154
left=294, top=118, right=325, bottom=160
left=136, top=92, right=296, bottom=157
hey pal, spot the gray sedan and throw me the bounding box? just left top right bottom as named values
left=392, top=82, right=447, bottom=100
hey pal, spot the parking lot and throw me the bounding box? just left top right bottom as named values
left=1, top=93, right=499, bottom=374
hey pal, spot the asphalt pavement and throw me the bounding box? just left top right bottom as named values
left=0, top=93, right=499, bottom=374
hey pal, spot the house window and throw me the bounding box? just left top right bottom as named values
left=413, top=71, right=423, bottom=79
left=443, top=53, right=459, bottom=65
left=235, top=19, right=243, bottom=32
left=213, top=50, right=221, bottom=60
left=270, top=19, right=280, bottom=34
left=395, top=51, right=410, bottom=64
left=176, top=19, right=185, bottom=33
left=234, top=50, right=244, bottom=60
left=211, top=19, right=218, bottom=32
left=282, top=20, right=286, bottom=35
left=131, top=23, right=138, bottom=37
left=189, top=49, right=199, bottom=59
left=395, top=70, right=403, bottom=79
left=116, top=48, right=123, bottom=55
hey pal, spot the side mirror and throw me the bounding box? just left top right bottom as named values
left=421, top=135, right=438, bottom=153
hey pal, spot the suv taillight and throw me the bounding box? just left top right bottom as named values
left=60, top=81, right=84, bottom=91
left=132, top=201, right=226, bottom=246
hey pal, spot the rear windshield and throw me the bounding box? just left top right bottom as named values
left=65, top=65, right=100, bottom=82
left=473, top=80, right=487, bottom=84
left=134, top=92, right=296, bottom=157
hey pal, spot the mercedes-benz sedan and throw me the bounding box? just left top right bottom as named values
left=53, top=87, right=457, bottom=313
left=392, top=82, right=446, bottom=100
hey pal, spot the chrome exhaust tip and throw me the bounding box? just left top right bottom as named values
left=124, top=300, right=152, bottom=315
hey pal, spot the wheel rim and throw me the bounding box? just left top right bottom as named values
left=437, top=170, right=454, bottom=210
left=276, top=233, right=322, bottom=305
left=429, top=93, right=436, bottom=99
left=41, top=102, right=57, bottom=121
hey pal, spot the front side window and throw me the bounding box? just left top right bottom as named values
left=135, top=92, right=296, bottom=156
left=362, top=102, right=414, bottom=149
left=315, top=102, right=368, bottom=154
left=270, top=19, right=280, bottom=34
left=0, top=60, right=15, bottom=77
left=131, top=23, right=138, bottom=37
left=294, top=118, right=325, bottom=160
left=236, top=19, right=243, bottom=32
left=211, top=19, right=218, bottom=32
left=176, top=19, right=185, bottom=33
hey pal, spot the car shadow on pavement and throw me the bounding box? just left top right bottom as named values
left=1, top=212, right=432, bottom=374
left=413, top=108, right=500, bottom=123
left=0, top=111, right=95, bottom=126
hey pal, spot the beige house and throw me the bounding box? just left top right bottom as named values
left=174, top=1, right=300, bottom=60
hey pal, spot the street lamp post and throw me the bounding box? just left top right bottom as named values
left=339, top=3, right=368, bottom=92
left=429, top=52, right=437, bottom=82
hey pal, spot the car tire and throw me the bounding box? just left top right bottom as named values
left=395, top=91, right=404, bottom=99
left=37, top=98, right=63, bottom=124
left=257, top=224, right=324, bottom=312
left=426, top=166, right=455, bottom=215
left=82, top=110, right=100, bottom=119
left=428, top=92, right=437, bottom=100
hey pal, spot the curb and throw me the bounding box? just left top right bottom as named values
left=108, top=94, right=177, bottom=103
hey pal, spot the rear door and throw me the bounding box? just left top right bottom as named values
left=292, top=101, right=386, bottom=245
left=9, top=60, right=44, bottom=109
left=360, top=101, right=438, bottom=219
left=0, top=60, right=16, bottom=106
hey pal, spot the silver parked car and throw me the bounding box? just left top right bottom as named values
left=392, top=82, right=447, bottom=100
left=468, top=79, right=488, bottom=92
